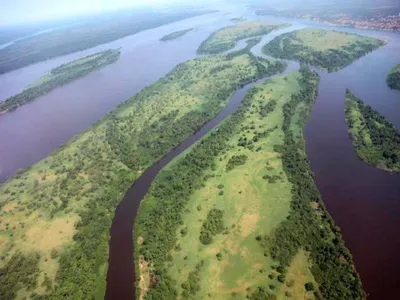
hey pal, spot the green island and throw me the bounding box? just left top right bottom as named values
left=160, top=29, right=194, bottom=41
left=262, top=28, right=385, bottom=72
left=345, top=89, right=400, bottom=172
left=197, top=21, right=287, bottom=54
left=230, top=17, right=246, bottom=23
left=0, top=10, right=214, bottom=74
left=0, top=49, right=121, bottom=114
left=386, top=64, right=400, bottom=90
left=135, top=66, right=364, bottom=299
left=0, top=52, right=284, bottom=299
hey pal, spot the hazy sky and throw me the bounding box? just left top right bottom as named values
left=1, top=0, right=180, bottom=25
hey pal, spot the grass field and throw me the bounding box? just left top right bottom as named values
left=386, top=63, right=400, bottom=90
left=345, top=89, right=400, bottom=172
left=160, top=29, right=193, bottom=41
left=263, top=28, right=385, bottom=71
left=136, top=71, right=320, bottom=299
left=0, top=53, right=273, bottom=299
left=198, top=21, right=287, bottom=54
left=135, top=65, right=365, bottom=299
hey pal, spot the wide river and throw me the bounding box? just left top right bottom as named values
left=0, top=3, right=399, bottom=299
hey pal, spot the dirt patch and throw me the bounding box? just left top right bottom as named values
left=240, top=213, right=259, bottom=237
left=0, top=235, right=7, bottom=249
left=311, top=202, right=320, bottom=210
left=138, top=256, right=153, bottom=300
left=2, top=201, right=17, bottom=213
left=23, top=216, right=76, bottom=253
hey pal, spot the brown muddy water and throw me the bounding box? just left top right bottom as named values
left=0, top=5, right=399, bottom=299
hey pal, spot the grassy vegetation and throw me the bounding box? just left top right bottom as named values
left=160, top=29, right=193, bottom=41
left=263, top=28, right=385, bottom=72
left=0, top=49, right=121, bottom=114
left=0, top=10, right=214, bottom=74
left=0, top=52, right=279, bottom=299
left=197, top=21, right=287, bottom=54
left=386, top=64, right=400, bottom=90
left=135, top=66, right=364, bottom=299
left=345, top=89, right=400, bottom=172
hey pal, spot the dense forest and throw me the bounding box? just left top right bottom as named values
left=160, top=29, right=193, bottom=41
left=134, top=65, right=365, bottom=299
left=262, top=28, right=384, bottom=72
left=0, top=53, right=279, bottom=299
left=345, top=89, right=400, bottom=172
left=0, top=10, right=213, bottom=74
left=386, top=64, right=400, bottom=90
left=0, top=49, right=121, bottom=114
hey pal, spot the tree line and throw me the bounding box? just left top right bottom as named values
left=262, top=31, right=384, bottom=72
left=345, top=89, right=400, bottom=171
left=386, top=64, right=400, bottom=90
left=0, top=49, right=120, bottom=114
left=256, top=65, right=365, bottom=299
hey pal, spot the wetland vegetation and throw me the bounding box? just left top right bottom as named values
left=160, top=29, right=194, bottom=41
left=262, top=28, right=385, bottom=72
left=345, top=89, right=400, bottom=172
left=386, top=64, right=400, bottom=90
left=0, top=49, right=121, bottom=114
left=0, top=52, right=280, bottom=299
left=135, top=66, right=364, bottom=299
left=197, top=21, right=287, bottom=54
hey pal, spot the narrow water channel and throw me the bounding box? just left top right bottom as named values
left=104, top=69, right=295, bottom=299
left=305, top=63, right=400, bottom=300
left=0, top=5, right=399, bottom=298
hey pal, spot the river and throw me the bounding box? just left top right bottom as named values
left=0, top=4, right=399, bottom=299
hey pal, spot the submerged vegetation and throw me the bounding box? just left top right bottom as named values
left=263, top=28, right=385, bottom=72
left=0, top=49, right=121, bottom=114
left=345, top=89, right=400, bottom=172
left=198, top=21, right=286, bottom=54
left=386, top=64, right=400, bottom=90
left=160, top=28, right=193, bottom=41
left=0, top=53, right=280, bottom=298
left=135, top=66, right=364, bottom=299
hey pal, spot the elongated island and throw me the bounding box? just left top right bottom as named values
left=345, top=89, right=400, bottom=172
left=0, top=49, right=121, bottom=114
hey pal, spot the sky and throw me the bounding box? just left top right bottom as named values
left=0, top=0, right=185, bottom=25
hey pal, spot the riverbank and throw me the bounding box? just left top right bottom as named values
left=345, top=89, right=400, bottom=172
left=135, top=66, right=364, bottom=299
left=0, top=7, right=399, bottom=299
left=0, top=49, right=121, bottom=114
left=0, top=52, right=279, bottom=299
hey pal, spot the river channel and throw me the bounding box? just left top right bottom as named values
left=0, top=4, right=399, bottom=299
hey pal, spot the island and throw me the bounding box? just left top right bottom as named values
left=135, top=66, right=364, bottom=299
left=160, top=28, right=193, bottom=41
left=386, top=64, right=400, bottom=90
left=230, top=17, right=246, bottom=23
left=197, top=21, right=287, bottom=54
left=345, top=89, right=400, bottom=172
left=0, top=49, right=121, bottom=114
left=0, top=23, right=368, bottom=300
left=0, top=9, right=214, bottom=74
left=0, top=52, right=282, bottom=299
left=262, top=28, right=385, bottom=72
